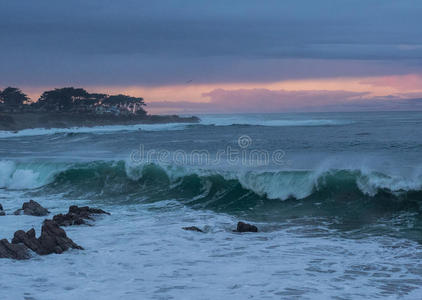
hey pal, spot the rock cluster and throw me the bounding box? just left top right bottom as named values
left=53, top=205, right=110, bottom=227
left=0, top=203, right=109, bottom=260
left=14, top=200, right=50, bottom=216
left=12, top=220, right=83, bottom=255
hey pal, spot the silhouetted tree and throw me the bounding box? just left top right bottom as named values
left=102, top=94, right=145, bottom=106
left=31, top=87, right=147, bottom=115
left=0, top=87, right=29, bottom=107
left=37, top=87, right=97, bottom=111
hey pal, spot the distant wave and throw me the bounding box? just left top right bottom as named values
left=0, top=115, right=354, bottom=139
left=199, top=116, right=354, bottom=127
left=0, top=123, right=190, bottom=139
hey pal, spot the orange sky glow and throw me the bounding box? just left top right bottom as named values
left=21, top=74, right=422, bottom=114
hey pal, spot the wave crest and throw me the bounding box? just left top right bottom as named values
left=2, top=160, right=421, bottom=203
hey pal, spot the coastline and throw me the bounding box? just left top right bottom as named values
left=0, top=112, right=199, bottom=131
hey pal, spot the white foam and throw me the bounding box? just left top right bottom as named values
left=1, top=198, right=420, bottom=299
left=237, top=170, right=317, bottom=200
left=357, top=169, right=422, bottom=196
left=0, top=160, right=16, bottom=188
left=0, top=160, right=64, bottom=189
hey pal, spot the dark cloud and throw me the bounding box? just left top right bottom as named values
left=1, top=0, right=422, bottom=86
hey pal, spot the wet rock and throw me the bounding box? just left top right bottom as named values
left=38, top=220, right=83, bottom=254
left=235, top=221, right=258, bottom=233
left=0, top=204, right=5, bottom=216
left=182, top=226, right=204, bottom=233
left=12, top=220, right=83, bottom=255
left=52, top=205, right=110, bottom=227
left=12, top=229, right=43, bottom=254
left=53, top=213, right=87, bottom=226
left=69, top=205, right=110, bottom=216
left=14, top=200, right=49, bottom=216
left=0, top=239, right=30, bottom=260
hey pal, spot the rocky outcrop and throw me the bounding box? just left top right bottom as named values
left=182, top=226, right=204, bottom=233
left=235, top=221, right=258, bottom=233
left=69, top=205, right=110, bottom=216
left=1, top=204, right=112, bottom=260
left=0, top=204, right=5, bottom=216
left=14, top=200, right=49, bottom=216
left=52, top=205, right=110, bottom=226
left=0, top=239, right=30, bottom=260
left=12, top=220, right=83, bottom=255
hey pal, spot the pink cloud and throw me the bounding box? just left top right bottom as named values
left=147, top=88, right=422, bottom=114
left=201, top=89, right=369, bottom=112
left=360, top=74, right=422, bottom=91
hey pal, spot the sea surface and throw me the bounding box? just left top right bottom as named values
left=1, top=111, right=422, bottom=299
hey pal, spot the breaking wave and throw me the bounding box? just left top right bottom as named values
left=2, top=160, right=421, bottom=213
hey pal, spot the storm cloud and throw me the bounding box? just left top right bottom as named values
left=1, top=0, right=422, bottom=86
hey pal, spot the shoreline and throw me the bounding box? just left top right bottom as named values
left=0, top=112, right=199, bottom=131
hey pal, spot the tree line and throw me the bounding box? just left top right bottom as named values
left=0, top=87, right=146, bottom=115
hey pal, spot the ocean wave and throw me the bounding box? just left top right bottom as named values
left=0, top=123, right=190, bottom=139
left=199, top=116, right=354, bottom=127
left=0, top=116, right=353, bottom=139
left=2, top=160, right=421, bottom=202
left=0, top=160, right=68, bottom=189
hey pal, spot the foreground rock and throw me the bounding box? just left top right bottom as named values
left=182, top=226, right=204, bottom=233
left=0, top=204, right=5, bottom=216
left=0, top=239, right=30, bottom=260
left=235, top=221, right=258, bottom=233
left=52, top=205, right=110, bottom=226
left=14, top=200, right=49, bottom=216
left=12, top=220, right=83, bottom=255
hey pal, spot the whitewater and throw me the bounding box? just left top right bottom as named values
left=1, top=111, right=422, bottom=299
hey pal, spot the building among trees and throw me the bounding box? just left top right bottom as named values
left=1, top=87, right=147, bottom=116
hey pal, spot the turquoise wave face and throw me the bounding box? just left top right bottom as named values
left=12, top=160, right=417, bottom=214
left=1, top=159, right=421, bottom=240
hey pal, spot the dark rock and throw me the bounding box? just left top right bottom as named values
left=12, top=220, right=83, bottom=255
left=235, top=221, right=258, bottom=233
left=12, top=229, right=43, bottom=254
left=13, top=200, right=49, bottom=216
left=53, top=213, right=86, bottom=227
left=0, top=239, right=30, bottom=260
left=38, top=220, right=83, bottom=254
left=69, top=205, right=110, bottom=216
left=52, top=205, right=110, bottom=227
left=0, top=203, right=5, bottom=216
left=182, top=226, right=204, bottom=233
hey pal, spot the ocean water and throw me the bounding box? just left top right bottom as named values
left=1, top=111, right=422, bottom=299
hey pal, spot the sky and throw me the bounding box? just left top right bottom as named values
left=1, top=0, right=422, bottom=113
